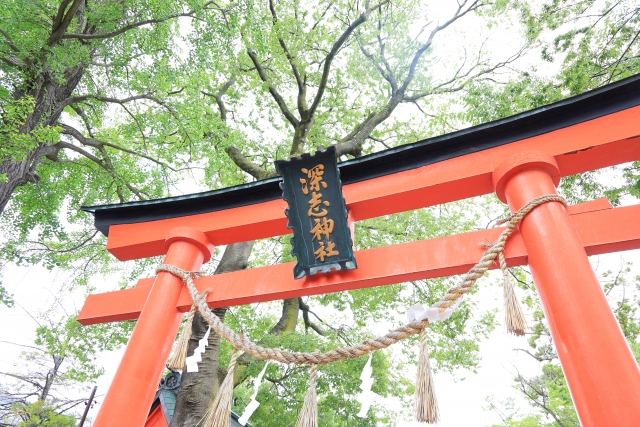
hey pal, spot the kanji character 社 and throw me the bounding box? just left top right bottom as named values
left=314, top=241, right=339, bottom=262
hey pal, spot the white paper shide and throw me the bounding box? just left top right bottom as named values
left=185, top=327, right=210, bottom=373
left=356, top=354, right=379, bottom=418
left=238, top=361, right=270, bottom=426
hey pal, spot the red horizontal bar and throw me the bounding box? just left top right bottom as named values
left=79, top=199, right=640, bottom=326
left=106, top=106, right=640, bottom=261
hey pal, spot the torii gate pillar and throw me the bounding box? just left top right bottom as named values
left=93, top=227, right=214, bottom=427
left=493, top=152, right=640, bottom=427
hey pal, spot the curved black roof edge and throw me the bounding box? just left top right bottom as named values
left=83, top=74, right=640, bottom=236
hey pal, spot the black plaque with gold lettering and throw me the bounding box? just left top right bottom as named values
left=275, top=146, right=357, bottom=279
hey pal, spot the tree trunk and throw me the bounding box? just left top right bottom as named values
left=170, top=241, right=254, bottom=426
left=0, top=154, right=40, bottom=214
left=169, top=310, right=227, bottom=427
left=170, top=241, right=302, bottom=425
left=39, top=355, right=63, bottom=402
left=1, top=65, right=84, bottom=215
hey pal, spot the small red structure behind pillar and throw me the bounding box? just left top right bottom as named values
left=145, top=406, right=167, bottom=427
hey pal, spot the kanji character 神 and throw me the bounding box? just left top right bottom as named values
left=310, top=218, right=334, bottom=241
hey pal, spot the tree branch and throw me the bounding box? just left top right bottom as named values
left=607, top=29, right=640, bottom=84
left=268, top=0, right=307, bottom=114
left=55, top=141, right=105, bottom=167
left=68, top=92, right=160, bottom=105
left=246, top=48, right=300, bottom=127
left=307, top=0, right=391, bottom=117
left=65, top=93, right=181, bottom=146
left=60, top=124, right=175, bottom=171
left=0, top=340, right=44, bottom=353
left=52, top=0, right=73, bottom=34
left=358, top=41, right=394, bottom=87
left=55, top=141, right=146, bottom=200
left=225, top=146, right=273, bottom=180
left=376, top=12, right=398, bottom=92
left=0, top=54, right=23, bottom=68
left=515, top=373, right=567, bottom=427
left=201, top=76, right=237, bottom=122
left=513, top=348, right=556, bottom=362
left=25, top=230, right=99, bottom=254
left=298, top=298, right=325, bottom=336
left=337, top=0, right=492, bottom=158
left=399, top=1, right=484, bottom=94
left=0, top=28, right=20, bottom=52
left=61, top=2, right=218, bottom=41
left=403, top=45, right=525, bottom=101
left=0, top=372, right=43, bottom=390
left=53, top=92, right=168, bottom=122
left=47, top=0, right=85, bottom=46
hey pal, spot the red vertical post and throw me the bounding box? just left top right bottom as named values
left=493, top=152, right=640, bottom=426
left=93, top=227, right=214, bottom=427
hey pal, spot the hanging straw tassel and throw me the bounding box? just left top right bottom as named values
left=498, top=252, right=527, bottom=336
left=166, top=305, right=196, bottom=370
left=414, top=329, right=439, bottom=424
left=199, top=349, right=239, bottom=427
left=295, top=364, right=319, bottom=427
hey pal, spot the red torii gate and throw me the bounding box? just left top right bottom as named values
left=79, top=76, right=640, bottom=427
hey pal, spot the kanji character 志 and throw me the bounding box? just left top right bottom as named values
left=308, top=191, right=330, bottom=217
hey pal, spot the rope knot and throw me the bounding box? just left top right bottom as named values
left=156, top=264, right=204, bottom=280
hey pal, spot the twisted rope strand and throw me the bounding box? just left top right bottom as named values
left=157, top=194, right=566, bottom=366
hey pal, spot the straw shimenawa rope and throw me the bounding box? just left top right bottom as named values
left=431, top=194, right=566, bottom=313
left=499, top=251, right=528, bottom=336
left=198, top=348, right=239, bottom=427
left=295, top=363, right=319, bottom=427
left=157, top=194, right=566, bottom=366
left=166, top=305, right=196, bottom=370
left=414, top=329, right=439, bottom=423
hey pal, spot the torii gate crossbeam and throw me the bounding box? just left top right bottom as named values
left=78, top=198, right=640, bottom=324
left=79, top=76, right=640, bottom=427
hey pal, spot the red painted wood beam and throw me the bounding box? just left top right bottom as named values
left=78, top=199, right=640, bottom=325
left=92, top=227, right=214, bottom=427
left=106, top=106, right=640, bottom=261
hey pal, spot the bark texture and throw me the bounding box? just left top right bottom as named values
left=170, top=241, right=254, bottom=426
left=169, top=310, right=227, bottom=427
left=0, top=63, right=85, bottom=214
